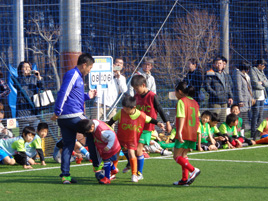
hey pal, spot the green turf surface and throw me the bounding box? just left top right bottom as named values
left=1, top=146, right=268, bottom=201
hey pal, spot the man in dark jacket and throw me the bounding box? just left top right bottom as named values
left=205, top=56, right=233, bottom=123
left=182, top=58, right=203, bottom=104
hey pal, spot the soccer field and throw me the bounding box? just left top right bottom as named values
left=1, top=145, right=268, bottom=201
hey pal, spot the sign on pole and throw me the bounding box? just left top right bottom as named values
left=89, top=56, right=113, bottom=121
left=89, top=56, right=113, bottom=89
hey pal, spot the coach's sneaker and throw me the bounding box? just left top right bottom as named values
left=131, top=174, right=138, bottom=182
left=173, top=179, right=189, bottom=186
left=187, top=168, right=201, bottom=185
left=123, top=165, right=131, bottom=173
left=137, top=171, right=144, bottom=180
left=99, top=177, right=111, bottom=184
left=62, top=176, right=77, bottom=184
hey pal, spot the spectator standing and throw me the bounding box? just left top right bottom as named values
left=205, top=56, right=233, bottom=123
left=221, top=56, right=234, bottom=94
left=129, top=57, right=156, bottom=96
left=92, top=57, right=127, bottom=122
left=232, top=61, right=254, bottom=125
left=182, top=58, right=203, bottom=104
left=15, top=61, right=44, bottom=133
left=249, top=59, right=268, bottom=138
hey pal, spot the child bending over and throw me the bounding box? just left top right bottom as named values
left=77, top=119, right=121, bottom=184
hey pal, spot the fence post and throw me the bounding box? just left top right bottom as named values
left=220, top=0, right=230, bottom=72
left=59, top=0, right=82, bottom=81
left=13, top=0, right=25, bottom=68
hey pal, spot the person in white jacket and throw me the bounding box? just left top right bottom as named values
left=92, top=58, right=128, bottom=121
left=129, top=57, right=156, bottom=96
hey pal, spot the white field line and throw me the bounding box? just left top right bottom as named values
left=1, top=145, right=268, bottom=175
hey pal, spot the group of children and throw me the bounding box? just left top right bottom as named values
left=197, top=104, right=256, bottom=152
left=3, top=73, right=268, bottom=187
left=0, top=123, right=48, bottom=169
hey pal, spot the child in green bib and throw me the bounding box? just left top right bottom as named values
left=196, top=111, right=217, bottom=151
left=218, top=113, right=241, bottom=148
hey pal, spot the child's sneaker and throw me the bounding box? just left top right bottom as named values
left=95, top=170, right=105, bottom=181
left=173, top=179, right=189, bottom=186
left=111, top=168, right=119, bottom=176
left=137, top=171, right=144, bottom=180
left=161, top=150, right=172, bottom=156
left=122, top=165, right=131, bottom=173
left=187, top=168, right=201, bottom=185
left=99, top=177, right=111, bottom=184
left=131, top=174, right=138, bottom=182
left=143, top=152, right=150, bottom=158
left=75, top=157, right=83, bottom=164
left=62, top=176, right=77, bottom=184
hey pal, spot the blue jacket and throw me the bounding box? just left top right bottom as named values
left=54, top=67, right=90, bottom=118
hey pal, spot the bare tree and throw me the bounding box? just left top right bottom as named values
left=25, top=15, right=61, bottom=90
left=152, top=10, right=220, bottom=88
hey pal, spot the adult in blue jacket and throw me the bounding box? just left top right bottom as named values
left=205, top=56, right=233, bottom=123
left=51, top=53, right=98, bottom=184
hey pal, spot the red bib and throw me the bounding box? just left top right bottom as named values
left=175, top=97, right=200, bottom=142
left=117, top=109, right=146, bottom=150
left=135, top=91, right=157, bottom=131
left=93, top=120, right=121, bottom=160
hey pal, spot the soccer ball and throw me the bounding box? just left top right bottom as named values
left=95, top=170, right=105, bottom=181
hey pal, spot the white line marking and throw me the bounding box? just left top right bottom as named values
left=0, top=163, right=92, bottom=175
left=1, top=145, right=268, bottom=175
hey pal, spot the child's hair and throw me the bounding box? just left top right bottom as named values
left=231, top=104, right=240, bottom=111
left=201, top=110, right=212, bottom=118
left=77, top=119, right=94, bottom=135
left=37, top=122, right=48, bottom=131
left=131, top=75, right=147, bottom=87
left=211, top=112, right=220, bottom=122
left=21, top=126, right=36, bottom=136
left=226, top=113, right=238, bottom=125
left=175, top=81, right=195, bottom=98
left=122, top=94, right=136, bottom=108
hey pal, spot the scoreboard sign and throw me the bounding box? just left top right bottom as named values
left=89, top=56, right=113, bottom=89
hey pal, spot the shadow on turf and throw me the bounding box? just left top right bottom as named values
left=1, top=175, right=267, bottom=189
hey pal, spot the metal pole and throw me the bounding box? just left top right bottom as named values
left=13, top=0, right=25, bottom=68
left=60, top=0, right=82, bottom=78
left=220, top=0, right=230, bottom=72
